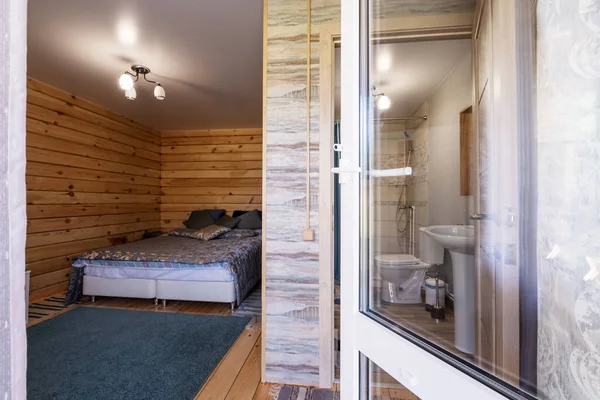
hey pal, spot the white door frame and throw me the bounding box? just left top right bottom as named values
left=337, top=0, right=528, bottom=398
left=0, top=0, right=29, bottom=398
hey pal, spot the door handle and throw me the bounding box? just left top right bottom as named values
left=470, top=213, right=494, bottom=221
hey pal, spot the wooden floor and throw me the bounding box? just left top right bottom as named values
left=27, top=296, right=281, bottom=400
left=28, top=293, right=424, bottom=400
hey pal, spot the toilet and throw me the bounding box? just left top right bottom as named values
left=376, top=254, right=430, bottom=304
left=377, top=229, right=445, bottom=304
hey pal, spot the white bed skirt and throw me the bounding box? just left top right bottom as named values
left=156, top=280, right=236, bottom=303
left=83, top=276, right=156, bottom=299
left=82, top=275, right=236, bottom=305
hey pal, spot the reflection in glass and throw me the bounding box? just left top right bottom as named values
left=361, top=0, right=600, bottom=399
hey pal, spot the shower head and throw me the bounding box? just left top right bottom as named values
left=404, top=132, right=414, bottom=152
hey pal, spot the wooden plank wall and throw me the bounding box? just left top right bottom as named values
left=160, top=129, right=262, bottom=230
left=26, top=79, right=161, bottom=301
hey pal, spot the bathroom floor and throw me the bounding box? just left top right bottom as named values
left=335, top=284, right=474, bottom=382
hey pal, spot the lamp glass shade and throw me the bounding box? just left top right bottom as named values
left=377, top=95, right=391, bottom=110
left=154, top=84, right=165, bottom=100
left=119, top=73, right=134, bottom=90
left=125, top=87, right=137, bottom=100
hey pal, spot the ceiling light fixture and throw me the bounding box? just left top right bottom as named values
left=372, top=86, right=391, bottom=111
left=125, top=87, right=137, bottom=101
left=119, top=65, right=166, bottom=101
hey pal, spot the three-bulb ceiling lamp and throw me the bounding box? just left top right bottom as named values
left=119, top=65, right=165, bottom=101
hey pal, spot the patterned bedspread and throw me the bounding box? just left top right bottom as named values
left=65, top=235, right=262, bottom=306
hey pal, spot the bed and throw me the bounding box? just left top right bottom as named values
left=65, top=230, right=261, bottom=309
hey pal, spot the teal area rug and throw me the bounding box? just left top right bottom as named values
left=27, top=307, right=250, bottom=400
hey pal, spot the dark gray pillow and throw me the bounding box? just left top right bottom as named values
left=214, top=215, right=240, bottom=229
left=205, top=209, right=226, bottom=220
left=233, top=210, right=263, bottom=219
left=183, top=210, right=216, bottom=230
left=237, top=209, right=262, bottom=230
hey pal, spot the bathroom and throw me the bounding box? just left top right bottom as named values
left=334, top=35, right=477, bottom=376
left=370, top=36, right=475, bottom=357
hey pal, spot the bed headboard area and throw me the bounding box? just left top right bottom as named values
left=25, top=79, right=162, bottom=302
left=25, top=80, right=264, bottom=301
left=160, top=129, right=262, bottom=231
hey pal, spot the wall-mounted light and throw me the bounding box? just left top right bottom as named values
left=372, top=86, right=391, bottom=111
left=377, top=95, right=391, bottom=110
left=119, top=65, right=166, bottom=101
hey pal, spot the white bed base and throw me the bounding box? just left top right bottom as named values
left=82, top=275, right=237, bottom=309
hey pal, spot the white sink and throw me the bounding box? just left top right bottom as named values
left=420, top=225, right=476, bottom=355
left=421, top=225, right=474, bottom=254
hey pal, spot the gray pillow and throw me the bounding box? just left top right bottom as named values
left=214, top=215, right=240, bottom=229
left=237, top=209, right=262, bottom=230
left=169, top=225, right=230, bottom=241
left=206, top=209, right=226, bottom=220
left=183, top=210, right=215, bottom=230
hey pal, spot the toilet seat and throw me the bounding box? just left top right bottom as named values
left=376, top=254, right=430, bottom=305
left=375, top=254, right=427, bottom=269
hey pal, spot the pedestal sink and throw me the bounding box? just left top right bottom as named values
left=420, top=225, right=475, bottom=355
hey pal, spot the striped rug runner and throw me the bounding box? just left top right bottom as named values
left=28, top=295, right=69, bottom=323
left=29, top=287, right=261, bottom=322
left=276, top=386, right=340, bottom=400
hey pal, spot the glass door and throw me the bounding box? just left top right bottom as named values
left=338, top=0, right=599, bottom=399
left=338, top=0, right=506, bottom=398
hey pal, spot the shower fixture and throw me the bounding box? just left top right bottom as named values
left=404, top=131, right=414, bottom=152
left=119, top=65, right=166, bottom=101
left=396, top=131, right=415, bottom=253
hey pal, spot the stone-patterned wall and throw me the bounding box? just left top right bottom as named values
left=536, top=0, right=600, bottom=399
left=264, top=0, right=333, bottom=385
left=264, top=0, right=476, bottom=386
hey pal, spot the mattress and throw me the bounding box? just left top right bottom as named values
left=84, top=265, right=233, bottom=282
left=67, top=234, right=262, bottom=306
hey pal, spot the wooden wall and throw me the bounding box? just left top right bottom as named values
left=26, top=79, right=161, bottom=301
left=160, top=129, right=262, bottom=230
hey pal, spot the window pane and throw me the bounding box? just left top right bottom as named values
left=360, top=0, right=600, bottom=399
left=363, top=355, right=421, bottom=400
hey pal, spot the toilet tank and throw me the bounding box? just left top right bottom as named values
left=419, top=228, right=444, bottom=265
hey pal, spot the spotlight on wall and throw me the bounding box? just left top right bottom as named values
left=118, top=65, right=166, bottom=101
left=372, top=86, right=391, bottom=111
left=377, top=95, right=391, bottom=111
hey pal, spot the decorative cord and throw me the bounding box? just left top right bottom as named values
left=305, top=0, right=312, bottom=230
